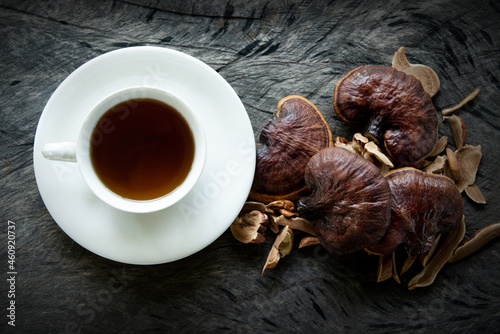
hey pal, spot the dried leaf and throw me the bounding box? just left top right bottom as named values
left=334, top=136, right=357, bottom=154
left=429, top=136, right=448, bottom=157
left=455, top=145, right=482, bottom=193
left=352, top=133, right=394, bottom=170
left=274, top=215, right=316, bottom=236
left=299, top=236, right=320, bottom=248
left=365, top=142, right=394, bottom=168
left=266, top=200, right=295, bottom=212
left=465, top=183, right=486, bottom=204
left=449, top=222, right=500, bottom=263
left=421, top=234, right=442, bottom=267
left=266, top=213, right=280, bottom=234
left=446, top=148, right=461, bottom=182
left=230, top=211, right=267, bottom=244
left=424, top=155, right=448, bottom=175
left=442, top=89, right=480, bottom=116
left=262, top=226, right=294, bottom=275
left=377, top=255, right=393, bottom=283
left=392, top=252, right=401, bottom=284
left=401, top=255, right=417, bottom=275
left=241, top=201, right=266, bottom=214
left=408, top=216, right=465, bottom=289
left=444, top=115, right=466, bottom=149
left=266, top=200, right=297, bottom=217
left=392, top=47, right=440, bottom=97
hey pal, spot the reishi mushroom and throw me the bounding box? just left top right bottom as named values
left=369, top=168, right=464, bottom=256
left=333, top=65, right=439, bottom=166
left=249, top=95, right=333, bottom=202
left=297, top=147, right=391, bottom=255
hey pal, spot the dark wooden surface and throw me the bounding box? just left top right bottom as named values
left=1, top=0, right=500, bottom=333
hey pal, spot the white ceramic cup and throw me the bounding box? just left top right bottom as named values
left=42, top=86, right=206, bottom=213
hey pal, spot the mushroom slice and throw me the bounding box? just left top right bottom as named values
left=241, top=201, right=267, bottom=214
left=334, top=136, right=358, bottom=154
left=442, top=88, right=480, bottom=116
left=274, top=215, right=316, bottom=236
left=230, top=210, right=267, bottom=244
left=465, top=183, right=486, bottom=204
left=401, top=255, right=417, bottom=275
left=424, top=155, right=448, bottom=175
left=262, top=225, right=294, bottom=275
left=249, top=95, right=333, bottom=202
left=298, top=147, right=391, bottom=255
left=455, top=145, right=482, bottom=193
left=266, top=200, right=297, bottom=217
left=369, top=168, right=464, bottom=257
left=444, top=115, right=466, bottom=149
left=391, top=46, right=440, bottom=97
left=429, top=136, right=448, bottom=157
left=446, top=148, right=461, bottom=181
left=334, top=65, right=438, bottom=166
left=449, top=222, right=500, bottom=263
left=377, top=255, right=393, bottom=283
left=352, top=133, right=394, bottom=170
left=408, top=216, right=465, bottom=289
left=299, top=236, right=321, bottom=248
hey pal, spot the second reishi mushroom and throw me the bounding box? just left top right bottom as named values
left=334, top=65, right=439, bottom=167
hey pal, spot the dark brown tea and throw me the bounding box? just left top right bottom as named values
left=90, top=99, right=195, bottom=201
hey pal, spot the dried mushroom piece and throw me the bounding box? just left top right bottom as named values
left=241, top=201, right=267, bottom=213
left=299, top=236, right=321, bottom=248
left=369, top=168, right=464, bottom=257
left=262, top=225, right=294, bottom=275
left=449, top=222, right=500, bottom=263
left=297, top=147, right=392, bottom=255
left=455, top=144, right=482, bottom=193
left=266, top=200, right=297, bottom=217
left=444, top=115, right=466, bottom=149
left=408, top=216, right=465, bottom=289
left=334, top=133, right=394, bottom=173
left=250, top=95, right=333, bottom=202
left=274, top=215, right=316, bottom=236
left=391, top=47, right=440, bottom=97
left=424, top=155, right=448, bottom=175
left=442, top=89, right=480, bottom=116
left=230, top=210, right=267, bottom=244
left=352, top=133, right=394, bottom=171
left=428, top=136, right=448, bottom=157
left=445, top=148, right=460, bottom=181
left=464, top=184, right=486, bottom=204
left=334, top=65, right=438, bottom=166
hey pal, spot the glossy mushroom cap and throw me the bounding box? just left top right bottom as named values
left=369, top=168, right=464, bottom=256
left=334, top=65, right=438, bottom=166
left=249, top=95, right=333, bottom=202
left=297, top=147, right=391, bottom=255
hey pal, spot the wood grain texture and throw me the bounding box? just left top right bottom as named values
left=1, top=0, right=500, bottom=333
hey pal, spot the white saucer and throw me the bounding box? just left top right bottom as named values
left=33, top=46, right=256, bottom=265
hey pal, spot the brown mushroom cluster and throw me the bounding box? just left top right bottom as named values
left=230, top=47, right=498, bottom=289
left=334, top=64, right=438, bottom=166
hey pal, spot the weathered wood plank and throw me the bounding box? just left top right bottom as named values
left=1, top=0, right=499, bottom=332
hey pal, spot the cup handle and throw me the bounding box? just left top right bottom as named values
left=42, top=142, right=77, bottom=162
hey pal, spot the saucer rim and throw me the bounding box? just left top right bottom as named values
left=33, top=46, right=256, bottom=265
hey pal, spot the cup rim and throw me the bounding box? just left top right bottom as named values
left=76, top=86, right=207, bottom=213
